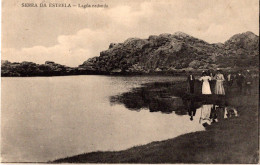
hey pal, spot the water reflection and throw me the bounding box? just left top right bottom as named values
left=198, top=104, right=213, bottom=127
left=190, top=101, right=239, bottom=127
left=110, top=82, right=189, bottom=114
left=110, top=81, right=226, bottom=115
left=110, top=81, right=239, bottom=128
left=1, top=76, right=199, bottom=162
left=188, top=101, right=196, bottom=121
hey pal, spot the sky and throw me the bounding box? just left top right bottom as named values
left=2, top=0, right=259, bottom=67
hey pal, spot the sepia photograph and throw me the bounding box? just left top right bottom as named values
left=1, top=0, right=259, bottom=163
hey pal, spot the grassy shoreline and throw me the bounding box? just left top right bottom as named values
left=53, top=80, right=259, bottom=163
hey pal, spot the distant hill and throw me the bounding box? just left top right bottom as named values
left=79, top=31, right=259, bottom=74
left=1, top=61, right=79, bottom=77
left=1, top=31, right=259, bottom=76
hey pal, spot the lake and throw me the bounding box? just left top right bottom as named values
left=1, top=75, right=205, bottom=162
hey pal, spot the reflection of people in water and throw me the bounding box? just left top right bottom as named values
left=224, top=106, right=239, bottom=118
left=188, top=100, right=196, bottom=121
left=199, top=104, right=213, bottom=127
left=210, top=104, right=218, bottom=123
left=188, top=101, right=239, bottom=127
left=210, top=104, right=239, bottom=122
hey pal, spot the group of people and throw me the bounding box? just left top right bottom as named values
left=187, top=69, right=254, bottom=95
left=185, top=69, right=255, bottom=127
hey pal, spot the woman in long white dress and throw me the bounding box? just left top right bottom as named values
left=199, top=72, right=212, bottom=94
left=214, top=70, right=225, bottom=95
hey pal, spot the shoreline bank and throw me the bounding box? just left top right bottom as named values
left=53, top=80, right=258, bottom=163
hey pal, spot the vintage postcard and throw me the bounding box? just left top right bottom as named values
left=1, top=0, right=259, bottom=163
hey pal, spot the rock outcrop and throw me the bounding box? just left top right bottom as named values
left=1, top=60, right=79, bottom=77
left=80, top=31, right=259, bottom=74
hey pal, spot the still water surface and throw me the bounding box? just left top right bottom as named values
left=1, top=75, right=204, bottom=162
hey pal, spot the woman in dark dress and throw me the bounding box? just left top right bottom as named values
left=207, top=70, right=215, bottom=93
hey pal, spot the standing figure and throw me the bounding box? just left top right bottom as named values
left=199, top=72, right=212, bottom=95
left=208, top=70, right=215, bottom=92
left=214, top=69, right=225, bottom=95
left=187, top=71, right=195, bottom=94
left=244, top=70, right=252, bottom=95
left=236, top=72, right=244, bottom=94
left=226, top=70, right=234, bottom=94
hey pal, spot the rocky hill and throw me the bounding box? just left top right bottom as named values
left=1, top=60, right=80, bottom=77
left=79, top=31, right=259, bottom=74
left=1, top=31, right=258, bottom=76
